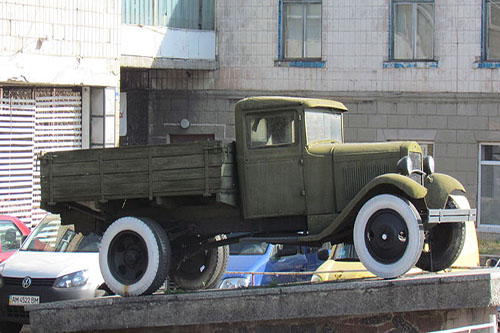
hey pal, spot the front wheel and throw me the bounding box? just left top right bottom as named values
left=99, top=216, right=171, bottom=296
left=171, top=234, right=229, bottom=290
left=353, top=194, right=424, bottom=278
left=416, top=195, right=467, bottom=272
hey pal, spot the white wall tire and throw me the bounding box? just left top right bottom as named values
left=354, top=194, right=424, bottom=278
left=99, top=216, right=171, bottom=296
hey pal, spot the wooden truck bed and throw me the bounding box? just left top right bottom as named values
left=40, top=141, right=236, bottom=206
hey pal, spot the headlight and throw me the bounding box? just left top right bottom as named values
left=397, top=156, right=413, bottom=176
left=219, top=277, right=251, bottom=289
left=311, top=274, right=322, bottom=283
left=423, top=156, right=435, bottom=175
left=54, top=270, right=89, bottom=288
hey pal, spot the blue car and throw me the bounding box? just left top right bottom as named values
left=218, top=242, right=327, bottom=289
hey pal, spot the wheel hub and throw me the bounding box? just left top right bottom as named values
left=365, top=209, right=409, bottom=264
left=108, top=231, right=149, bottom=284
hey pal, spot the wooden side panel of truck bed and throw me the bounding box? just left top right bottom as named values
left=39, top=141, right=236, bottom=205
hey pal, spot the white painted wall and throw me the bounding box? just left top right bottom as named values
left=121, top=25, right=215, bottom=60
left=0, top=1, right=121, bottom=87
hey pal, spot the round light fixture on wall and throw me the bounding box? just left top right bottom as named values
left=180, top=118, right=190, bottom=129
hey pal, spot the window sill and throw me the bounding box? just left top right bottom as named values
left=383, top=61, right=439, bottom=69
left=275, top=60, right=326, bottom=68
left=474, top=61, right=500, bottom=69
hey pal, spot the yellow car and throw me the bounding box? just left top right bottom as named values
left=311, top=220, right=480, bottom=282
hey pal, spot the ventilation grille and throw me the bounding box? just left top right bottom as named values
left=343, top=164, right=393, bottom=200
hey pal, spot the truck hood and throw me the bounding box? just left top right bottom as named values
left=307, top=141, right=422, bottom=212
left=307, top=141, right=420, bottom=157
left=0, top=251, right=100, bottom=279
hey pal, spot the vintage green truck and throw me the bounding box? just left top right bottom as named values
left=39, top=96, right=476, bottom=296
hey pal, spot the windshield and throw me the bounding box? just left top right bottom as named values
left=229, top=242, right=269, bottom=255
left=305, top=109, right=343, bottom=144
left=333, top=243, right=359, bottom=261
left=21, top=216, right=101, bottom=253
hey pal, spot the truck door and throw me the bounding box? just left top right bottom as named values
left=240, top=109, right=306, bottom=218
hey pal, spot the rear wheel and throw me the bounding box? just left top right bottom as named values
left=99, top=216, right=171, bottom=296
left=416, top=195, right=467, bottom=272
left=171, top=234, right=229, bottom=290
left=353, top=194, right=424, bottom=278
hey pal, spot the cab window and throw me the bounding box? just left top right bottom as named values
left=247, top=113, right=296, bottom=148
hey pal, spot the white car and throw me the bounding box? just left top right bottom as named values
left=0, top=215, right=108, bottom=333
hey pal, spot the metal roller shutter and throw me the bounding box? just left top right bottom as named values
left=0, top=88, right=82, bottom=227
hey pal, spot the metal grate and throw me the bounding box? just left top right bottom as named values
left=6, top=306, right=29, bottom=319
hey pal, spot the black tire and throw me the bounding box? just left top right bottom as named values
left=0, top=322, right=23, bottom=333
left=353, top=194, right=424, bottom=278
left=99, top=216, right=171, bottom=296
left=416, top=195, right=467, bottom=272
left=172, top=234, right=229, bottom=290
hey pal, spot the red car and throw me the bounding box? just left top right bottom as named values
left=0, top=216, right=30, bottom=263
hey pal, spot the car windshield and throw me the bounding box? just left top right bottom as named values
left=305, top=109, right=343, bottom=144
left=333, top=243, right=359, bottom=261
left=229, top=242, right=269, bottom=255
left=21, top=216, right=101, bottom=253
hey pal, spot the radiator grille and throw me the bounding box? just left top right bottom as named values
left=3, top=277, right=56, bottom=287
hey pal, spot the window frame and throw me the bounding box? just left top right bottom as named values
left=245, top=110, right=299, bottom=150
left=478, top=143, right=500, bottom=232
left=389, top=0, right=435, bottom=62
left=280, top=0, right=323, bottom=62
left=483, top=0, right=500, bottom=61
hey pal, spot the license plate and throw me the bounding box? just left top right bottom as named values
left=9, top=295, right=40, bottom=306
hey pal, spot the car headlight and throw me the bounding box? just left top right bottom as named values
left=423, top=155, right=435, bottom=175
left=219, top=277, right=251, bottom=289
left=311, top=274, right=323, bottom=282
left=54, top=270, right=89, bottom=288
left=397, top=156, right=413, bottom=176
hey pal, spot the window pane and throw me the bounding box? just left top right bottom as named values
left=481, top=164, right=500, bottom=225
left=394, top=4, right=414, bottom=59
left=488, top=1, right=500, bottom=60
left=285, top=4, right=304, bottom=58
left=305, top=4, right=321, bottom=58
left=481, top=145, right=500, bottom=161
left=249, top=114, right=295, bottom=148
left=416, top=4, right=434, bottom=59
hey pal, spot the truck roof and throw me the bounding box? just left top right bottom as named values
left=235, top=96, right=348, bottom=113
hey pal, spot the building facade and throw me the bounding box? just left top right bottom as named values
left=121, top=0, right=500, bottom=235
left=0, top=0, right=120, bottom=225
left=2, top=0, right=500, bottom=234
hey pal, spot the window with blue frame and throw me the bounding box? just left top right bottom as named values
left=484, top=0, right=500, bottom=61
left=280, top=0, right=322, bottom=61
left=122, top=0, right=215, bottom=30
left=390, top=1, right=434, bottom=61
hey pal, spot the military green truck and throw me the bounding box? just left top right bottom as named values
left=39, top=96, right=476, bottom=296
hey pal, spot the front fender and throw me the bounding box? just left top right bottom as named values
left=424, top=173, right=466, bottom=209
left=302, top=174, right=427, bottom=243
left=358, top=173, right=428, bottom=200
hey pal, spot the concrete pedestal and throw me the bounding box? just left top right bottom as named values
left=27, top=269, right=500, bottom=332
